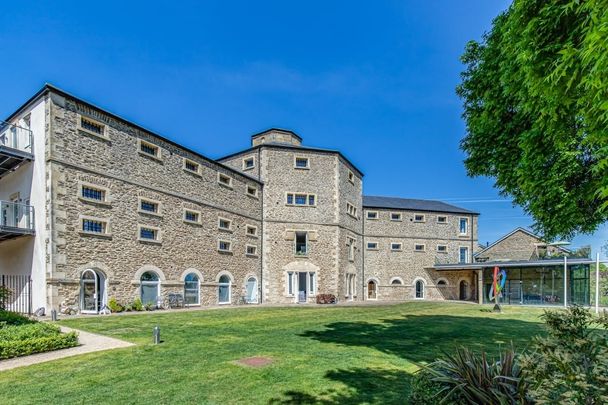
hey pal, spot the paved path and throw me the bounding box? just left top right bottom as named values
left=0, top=326, right=134, bottom=372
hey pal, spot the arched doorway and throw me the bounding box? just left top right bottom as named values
left=184, top=273, right=200, bottom=306
left=367, top=280, right=377, bottom=300
left=245, top=277, right=258, bottom=303
left=459, top=280, right=469, bottom=300
left=80, top=269, right=106, bottom=314
left=218, top=274, right=231, bottom=304
left=415, top=280, right=425, bottom=299
left=141, top=271, right=160, bottom=306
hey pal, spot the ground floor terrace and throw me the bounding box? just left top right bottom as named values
left=0, top=302, right=547, bottom=404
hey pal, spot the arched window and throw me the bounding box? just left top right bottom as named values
left=81, top=269, right=106, bottom=314
left=437, top=279, right=448, bottom=287
left=218, top=275, right=231, bottom=304
left=184, top=273, right=200, bottom=305
left=141, top=271, right=160, bottom=306
left=245, top=277, right=258, bottom=303
left=415, top=280, right=425, bottom=299
left=391, top=279, right=403, bottom=285
left=367, top=280, right=377, bottom=300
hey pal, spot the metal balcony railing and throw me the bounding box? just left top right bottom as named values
left=0, top=120, right=33, bottom=155
left=0, top=201, right=35, bottom=233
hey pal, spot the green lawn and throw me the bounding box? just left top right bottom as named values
left=0, top=302, right=548, bottom=404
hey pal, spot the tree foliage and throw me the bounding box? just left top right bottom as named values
left=457, top=0, right=608, bottom=240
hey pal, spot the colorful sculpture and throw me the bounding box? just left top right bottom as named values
left=488, top=266, right=507, bottom=302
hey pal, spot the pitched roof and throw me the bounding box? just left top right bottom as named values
left=362, top=195, right=478, bottom=215
left=474, top=227, right=571, bottom=257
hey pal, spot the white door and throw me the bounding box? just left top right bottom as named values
left=246, top=277, right=258, bottom=303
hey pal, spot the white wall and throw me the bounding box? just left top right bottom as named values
left=0, top=97, right=47, bottom=310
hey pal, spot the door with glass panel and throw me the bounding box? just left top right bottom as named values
left=81, top=269, right=105, bottom=314
left=245, top=277, right=258, bottom=303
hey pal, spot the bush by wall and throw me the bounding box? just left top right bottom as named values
left=0, top=310, right=36, bottom=327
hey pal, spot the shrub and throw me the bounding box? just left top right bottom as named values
left=107, top=297, right=124, bottom=313
left=409, top=369, right=460, bottom=405
left=0, top=321, right=78, bottom=359
left=0, top=310, right=36, bottom=328
left=0, top=286, right=11, bottom=310
left=520, top=306, right=608, bottom=403
left=414, top=346, right=530, bottom=404
left=144, top=302, right=155, bottom=311
left=132, top=298, right=144, bottom=311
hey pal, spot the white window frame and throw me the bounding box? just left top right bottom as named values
left=245, top=244, right=258, bottom=256
left=245, top=224, right=258, bottom=238
left=366, top=241, right=379, bottom=250
left=77, top=114, right=109, bottom=140
left=413, top=213, right=426, bottom=223
left=459, top=246, right=470, bottom=263
left=286, top=272, right=295, bottom=296
left=183, top=158, right=201, bottom=176
left=294, top=231, right=309, bottom=256
left=242, top=156, right=255, bottom=170
left=79, top=215, right=111, bottom=237
left=218, top=217, right=232, bottom=232
left=78, top=182, right=110, bottom=205
left=459, top=217, right=469, bottom=235
left=294, top=156, right=310, bottom=169
left=414, top=278, right=426, bottom=299
left=391, top=242, right=403, bottom=251
left=218, top=173, right=233, bottom=189
left=414, top=243, right=426, bottom=252
left=137, top=225, right=161, bottom=243
left=138, top=197, right=162, bottom=217
left=390, top=212, right=402, bottom=221
left=138, top=139, right=161, bottom=160
left=246, top=185, right=259, bottom=198
left=218, top=240, right=232, bottom=253
left=183, top=209, right=202, bottom=225
left=218, top=274, right=232, bottom=304
left=437, top=215, right=448, bottom=224
left=366, top=211, right=378, bottom=220
left=436, top=244, right=448, bottom=253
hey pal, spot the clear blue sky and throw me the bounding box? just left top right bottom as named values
left=1, top=0, right=605, bottom=256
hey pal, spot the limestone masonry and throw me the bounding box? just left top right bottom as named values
left=0, top=84, right=480, bottom=314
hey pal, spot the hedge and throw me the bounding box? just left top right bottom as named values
left=0, top=317, right=79, bottom=360
left=0, top=310, right=36, bottom=327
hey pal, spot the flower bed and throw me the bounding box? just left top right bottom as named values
left=0, top=311, right=78, bottom=360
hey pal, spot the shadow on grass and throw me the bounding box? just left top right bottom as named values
left=269, top=367, right=410, bottom=404
left=270, top=314, right=544, bottom=404
left=301, top=314, right=543, bottom=363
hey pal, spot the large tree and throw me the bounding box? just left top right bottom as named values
left=457, top=0, right=608, bottom=240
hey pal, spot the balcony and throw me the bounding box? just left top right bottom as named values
left=0, top=201, right=35, bottom=241
left=0, top=121, right=34, bottom=179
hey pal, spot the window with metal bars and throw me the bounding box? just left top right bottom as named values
left=82, top=186, right=105, bottom=201
left=81, top=117, right=103, bottom=135
left=83, top=219, right=105, bottom=233
left=140, top=227, right=157, bottom=240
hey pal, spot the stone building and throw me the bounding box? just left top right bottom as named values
left=0, top=84, right=480, bottom=314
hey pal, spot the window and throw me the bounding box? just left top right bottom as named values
left=415, top=280, right=425, bottom=299
left=294, top=157, right=309, bottom=169
left=367, top=280, right=377, bottom=300
left=183, top=209, right=201, bottom=224
left=295, top=231, right=308, bottom=256
left=242, top=156, right=255, bottom=170
left=139, top=140, right=160, bottom=159
left=140, top=271, right=160, bottom=306
left=81, top=185, right=105, bottom=202
left=414, top=214, right=425, bottom=222
left=218, top=240, right=232, bottom=252
left=459, top=247, right=469, bottom=264
left=348, top=170, right=355, bottom=184
left=246, top=245, right=258, bottom=256
left=391, top=212, right=402, bottom=221
left=184, top=273, right=200, bottom=305
left=391, top=279, right=403, bottom=285
left=183, top=159, right=200, bottom=175
left=346, top=202, right=358, bottom=218
left=139, top=198, right=160, bottom=215
left=459, top=218, right=469, bottom=235
left=287, top=272, right=294, bottom=296
left=414, top=244, right=426, bottom=252
left=347, top=237, right=356, bottom=261
left=437, top=216, right=447, bottom=224
left=139, top=226, right=160, bottom=242
left=437, top=244, right=447, bottom=253
left=246, top=185, right=258, bottom=198
left=366, top=242, right=378, bottom=250
left=218, top=173, right=233, bottom=188
left=218, top=275, right=231, bottom=304
left=81, top=218, right=108, bottom=235
left=309, top=273, right=316, bottom=295
left=286, top=193, right=316, bottom=206
left=391, top=242, right=403, bottom=251
left=437, top=279, right=448, bottom=287
left=218, top=218, right=232, bottom=231
left=78, top=115, right=107, bottom=139
left=246, top=225, right=258, bottom=237
left=366, top=211, right=378, bottom=220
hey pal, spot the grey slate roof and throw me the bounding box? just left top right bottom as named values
left=362, top=195, right=478, bottom=215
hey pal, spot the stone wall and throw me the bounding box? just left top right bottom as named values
left=477, top=229, right=563, bottom=262
left=46, top=91, right=262, bottom=311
